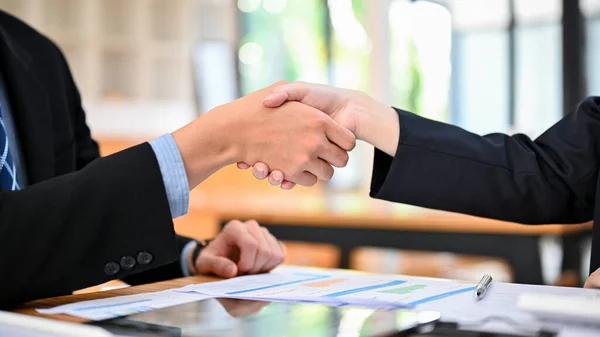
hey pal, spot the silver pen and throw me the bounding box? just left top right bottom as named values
left=474, top=274, right=493, bottom=301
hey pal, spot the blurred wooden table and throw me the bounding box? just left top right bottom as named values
left=181, top=190, right=593, bottom=285
left=13, top=275, right=221, bottom=323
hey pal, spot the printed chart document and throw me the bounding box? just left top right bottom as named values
left=37, top=267, right=476, bottom=320
left=415, top=281, right=600, bottom=337
left=37, top=289, right=211, bottom=320
left=177, top=267, right=476, bottom=309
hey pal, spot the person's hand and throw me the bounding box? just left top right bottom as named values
left=237, top=82, right=398, bottom=189
left=584, top=267, right=600, bottom=288
left=189, top=220, right=286, bottom=278
left=172, top=81, right=355, bottom=188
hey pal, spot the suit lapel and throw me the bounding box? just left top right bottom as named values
left=0, top=22, right=54, bottom=184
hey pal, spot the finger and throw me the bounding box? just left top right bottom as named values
left=253, top=163, right=269, bottom=180
left=324, top=119, right=356, bottom=152
left=195, top=254, right=238, bottom=278
left=584, top=269, right=600, bottom=288
left=317, top=141, right=350, bottom=168
left=268, top=170, right=284, bottom=186
left=289, top=171, right=318, bottom=187
left=262, top=91, right=289, bottom=108
left=225, top=220, right=259, bottom=274
left=306, top=158, right=335, bottom=181
left=263, top=83, right=309, bottom=108
left=279, top=241, right=287, bottom=257
left=244, top=220, right=270, bottom=274
left=584, top=278, right=600, bottom=288
left=237, top=162, right=251, bottom=170
left=280, top=180, right=296, bottom=190
left=260, top=227, right=285, bottom=272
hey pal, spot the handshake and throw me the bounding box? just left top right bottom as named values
left=171, top=81, right=400, bottom=190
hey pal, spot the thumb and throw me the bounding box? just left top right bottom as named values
left=196, top=254, right=238, bottom=278
left=263, top=83, right=309, bottom=108
left=237, top=162, right=251, bottom=170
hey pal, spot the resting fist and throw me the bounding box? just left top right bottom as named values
left=190, top=220, right=286, bottom=278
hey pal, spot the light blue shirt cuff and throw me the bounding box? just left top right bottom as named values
left=149, top=134, right=190, bottom=218
left=180, top=240, right=197, bottom=277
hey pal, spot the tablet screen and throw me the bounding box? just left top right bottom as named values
left=90, top=298, right=440, bottom=337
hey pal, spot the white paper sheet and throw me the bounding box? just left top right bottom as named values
left=37, top=289, right=211, bottom=320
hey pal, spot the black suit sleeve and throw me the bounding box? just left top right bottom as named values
left=0, top=143, right=179, bottom=308
left=371, top=97, right=600, bottom=225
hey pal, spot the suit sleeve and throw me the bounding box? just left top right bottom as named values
left=370, top=97, right=600, bottom=225
left=0, top=143, right=179, bottom=308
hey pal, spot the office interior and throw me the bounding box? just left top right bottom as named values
left=2, top=0, right=597, bottom=293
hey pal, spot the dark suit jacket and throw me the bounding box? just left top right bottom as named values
left=0, top=12, right=192, bottom=307
left=370, top=99, right=600, bottom=274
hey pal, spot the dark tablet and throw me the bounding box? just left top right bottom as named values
left=89, top=298, right=555, bottom=337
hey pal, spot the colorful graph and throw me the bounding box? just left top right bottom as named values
left=303, top=278, right=348, bottom=288
left=378, top=284, right=427, bottom=294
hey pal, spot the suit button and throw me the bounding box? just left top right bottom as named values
left=120, top=256, right=136, bottom=270
left=137, top=251, right=153, bottom=265
left=104, top=262, right=120, bottom=275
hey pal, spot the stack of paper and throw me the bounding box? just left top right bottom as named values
left=38, top=267, right=476, bottom=320
left=176, top=267, right=476, bottom=309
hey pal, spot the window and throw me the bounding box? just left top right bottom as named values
left=238, top=0, right=329, bottom=94
left=450, top=0, right=562, bottom=137
left=583, top=0, right=600, bottom=96
left=450, top=0, right=511, bottom=135
left=513, top=0, right=562, bottom=137
left=329, top=0, right=370, bottom=91
left=390, top=0, right=452, bottom=122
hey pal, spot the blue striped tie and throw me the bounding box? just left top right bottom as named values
left=0, top=103, right=20, bottom=191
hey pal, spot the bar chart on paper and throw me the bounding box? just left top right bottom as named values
left=178, top=267, right=476, bottom=308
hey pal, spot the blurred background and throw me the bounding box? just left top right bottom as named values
left=2, top=0, right=597, bottom=289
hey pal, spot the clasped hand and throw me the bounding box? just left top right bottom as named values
left=237, top=81, right=384, bottom=189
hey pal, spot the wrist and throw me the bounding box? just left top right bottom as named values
left=172, top=109, right=240, bottom=188
left=355, top=95, right=400, bottom=157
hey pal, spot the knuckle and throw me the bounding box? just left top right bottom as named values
left=238, top=263, right=250, bottom=273
left=259, top=248, right=271, bottom=259
left=225, top=220, right=243, bottom=230
left=310, top=115, right=327, bottom=129
left=311, top=140, right=325, bottom=154
left=268, top=252, right=279, bottom=263
left=309, top=138, right=321, bottom=151
left=296, top=154, right=312, bottom=169
left=244, top=238, right=259, bottom=251
left=245, top=219, right=259, bottom=228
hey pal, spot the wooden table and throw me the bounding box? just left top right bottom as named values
left=181, top=191, right=593, bottom=285
left=13, top=275, right=221, bottom=323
